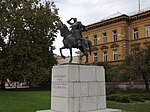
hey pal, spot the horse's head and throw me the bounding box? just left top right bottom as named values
left=57, top=20, right=64, bottom=30
left=57, top=20, right=70, bottom=38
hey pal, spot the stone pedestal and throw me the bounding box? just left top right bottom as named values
left=37, top=64, right=121, bottom=112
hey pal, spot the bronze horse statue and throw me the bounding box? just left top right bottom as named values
left=57, top=20, right=92, bottom=63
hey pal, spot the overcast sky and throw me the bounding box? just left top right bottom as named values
left=50, top=0, right=150, bottom=56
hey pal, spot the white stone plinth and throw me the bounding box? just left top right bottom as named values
left=37, top=108, right=122, bottom=112
left=37, top=64, right=121, bottom=112
left=51, top=65, right=106, bottom=112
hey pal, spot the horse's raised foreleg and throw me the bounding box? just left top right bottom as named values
left=60, top=46, right=66, bottom=59
left=69, top=47, right=73, bottom=63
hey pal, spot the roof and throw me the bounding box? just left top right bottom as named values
left=86, top=7, right=150, bottom=27
left=101, top=11, right=125, bottom=21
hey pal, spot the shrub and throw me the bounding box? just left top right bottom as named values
left=129, top=95, right=144, bottom=102
left=107, top=95, right=121, bottom=101
left=120, top=96, right=131, bottom=103
left=107, top=95, right=131, bottom=103
left=140, top=94, right=150, bottom=100
left=115, top=95, right=122, bottom=102
left=107, top=91, right=150, bottom=103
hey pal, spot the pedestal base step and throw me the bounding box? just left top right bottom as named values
left=36, top=110, right=51, bottom=112
left=36, top=108, right=122, bottom=112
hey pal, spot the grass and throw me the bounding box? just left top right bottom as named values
left=0, top=89, right=51, bottom=112
left=0, top=89, right=150, bottom=112
left=107, top=100, right=150, bottom=112
left=107, top=90, right=150, bottom=112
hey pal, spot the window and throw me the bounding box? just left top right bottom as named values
left=94, top=52, right=98, bottom=62
left=112, top=30, right=117, bottom=41
left=146, top=25, right=150, bottom=37
left=102, top=32, right=107, bottom=43
left=133, top=28, right=138, bottom=39
left=93, top=35, right=97, bottom=45
left=102, top=51, right=107, bottom=62
left=113, top=50, right=118, bottom=61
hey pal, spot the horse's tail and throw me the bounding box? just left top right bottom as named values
left=88, top=40, right=92, bottom=55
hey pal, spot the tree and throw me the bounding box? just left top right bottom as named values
left=121, top=46, right=150, bottom=91
left=0, top=0, right=59, bottom=89
left=95, top=62, right=121, bottom=82
left=0, top=36, right=6, bottom=89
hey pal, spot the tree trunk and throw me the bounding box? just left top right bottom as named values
left=144, top=78, right=149, bottom=91
left=143, top=74, right=149, bottom=91
left=27, top=81, right=31, bottom=88
left=0, top=80, right=5, bottom=90
left=29, top=81, right=31, bottom=88
left=15, top=82, right=17, bottom=88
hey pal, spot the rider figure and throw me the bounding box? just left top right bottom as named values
left=67, top=18, right=86, bottom=47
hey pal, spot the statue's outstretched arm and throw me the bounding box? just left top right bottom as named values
left=67, top=18, right=75, bottom=25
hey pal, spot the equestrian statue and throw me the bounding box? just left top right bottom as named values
left=57, top=18, right=92, bottom=63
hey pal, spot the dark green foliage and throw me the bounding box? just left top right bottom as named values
left=107, top=95, right=122, bottom=102
left=107, top=95, right=131, bottom=103
left=0, top=0, right=59, bottom=88
left=96, top=45, right=150, bottom=91
left=120, top=96, right=131, bottom=103
left=137, top=93, right=150, bottom=100
left=129, top=94, right=144, bottom=102
left=107, top=91, right=150, bottom=103
left=120, top=46, right=150, bottom=91
left=96, top=62, right=121, bottom=82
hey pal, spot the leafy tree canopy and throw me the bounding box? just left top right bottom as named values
left=121, top=46, right=150, bottom=91
left=0, top=0, right=59, bottom=86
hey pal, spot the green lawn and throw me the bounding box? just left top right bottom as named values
left=0, top=89, right=51, bottom=112
left=107, top=101, right=150, bottom=112
left=0, top=89, right=150, bottom=112
left=107, top=91, right=150, bottom=112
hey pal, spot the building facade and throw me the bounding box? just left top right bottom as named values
left=81, top=10, right=150, bottom=65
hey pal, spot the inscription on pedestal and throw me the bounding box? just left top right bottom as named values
left=53, top=74, right=66, bottom=81
left=52, top=73, right=68, bottom=97
left=53, top=82, right=67, bottom=89
left=53, top=74, right=67, bottom=89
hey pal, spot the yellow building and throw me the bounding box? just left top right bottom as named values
left=81, top=10, right=150, bottom=65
